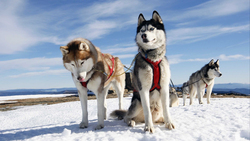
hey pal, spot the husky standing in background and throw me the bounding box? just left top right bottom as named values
left=182, top=59, right=222, bottom=106
left=60, top=38, right=125, bottom=130
left=111, top=11, right=175, bottom=133
left=169, top=87, right=179, bottom=107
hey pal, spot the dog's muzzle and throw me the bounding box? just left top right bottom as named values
left=141, top=34, right=149, bottom=43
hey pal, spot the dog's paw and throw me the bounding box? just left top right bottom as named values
left=165, top=122, right=175, bottom=130
left=95, top=124, right=104, bottom=130
left=79, top=122, right=88, bottom=129
left=199, top=101, right=204, bottom=104
left=129, top=120, right=136, bottom=127
left=144, top=125, right=155, bottom=133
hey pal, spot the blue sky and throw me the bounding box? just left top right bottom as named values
left=0, top=0, right=249, bottom=90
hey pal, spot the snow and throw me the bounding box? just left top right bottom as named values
left=0, top=97, right=249, bottom=141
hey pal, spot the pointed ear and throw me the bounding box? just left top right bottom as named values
left=208, top=59, right=214, bottom=66
left=215, top=59, right=219, bottom=66
left=60, top=46, right=69, bottom=55
left=152, top=10, right=163, bottom=24
left=79, top=42, right=89, bottom=51
left=138, top=13, right=145, bottom=26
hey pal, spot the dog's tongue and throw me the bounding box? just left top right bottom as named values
left=79, top=78, right=85, bottom=82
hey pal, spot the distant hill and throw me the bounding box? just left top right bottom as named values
left=174, top=83, right=249, bottom=95
left=213, top=83, right=249, bottom=89
left=0, top=83, right=249, bottom=96
left=0, top=88, right=78, bottom=96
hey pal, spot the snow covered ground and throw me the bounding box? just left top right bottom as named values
left=0, top=97, right=249, bottom=141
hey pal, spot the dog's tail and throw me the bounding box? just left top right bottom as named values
left=110, top=110, right=127, bottom=120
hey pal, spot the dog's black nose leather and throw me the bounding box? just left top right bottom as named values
left=141, top=34, right=147, bottom=39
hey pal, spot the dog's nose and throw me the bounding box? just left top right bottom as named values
left=141, top=34, right=147, bottom=39
left=219, top=73, right=222, bottom=77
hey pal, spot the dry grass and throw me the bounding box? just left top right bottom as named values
left=0, top=91, right=248, bottom=112
left=0, top=92, right=132, bottom=112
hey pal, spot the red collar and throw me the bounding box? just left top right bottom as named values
left=201, top=77, right=208, bottom=88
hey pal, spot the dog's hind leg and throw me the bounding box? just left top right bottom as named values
left=124, top=99, right=143, bottom=127
left=103, top=86, right=110, bottom=120
left=112, top=80, right=124, bottom=109
left=95, top=91, right=107, bottom=130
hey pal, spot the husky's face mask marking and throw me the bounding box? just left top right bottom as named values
left=207, top=59, right=222, bottom=78
left=136, top=11, right=166, bottom=50
left=60, top=41, right=94, bottom=82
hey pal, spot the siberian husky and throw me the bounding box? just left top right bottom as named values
left=60, top=38, right=125, bottom=130
left=182, top=59, right=222, bottom=106
left=169, top=87, right=179, bottom=107
left=111, top=11, right=175, bottom=133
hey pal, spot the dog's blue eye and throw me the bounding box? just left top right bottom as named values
left=150, top=27, right=154, bottom=31
left=141, top=29, right=146, bottom=32
left=71, top=64, right=75, bottom=66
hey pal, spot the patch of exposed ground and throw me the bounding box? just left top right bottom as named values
left=0, top=91, right=248, bottom=112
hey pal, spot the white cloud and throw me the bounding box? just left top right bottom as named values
left=0, top=0, right=248, bottom=55
left=116, top=54, right=136, bottom=59
left=168, top=0, right=249, bottom=21
left=9, top=69, right=68, bottom=78
left=0, top=0, right=40, bottom=54
left=168, top=24, right=249, bottom=45
left=0, top=57, right=62, bottom=71
left=168, top=54, right=210, bottom=65
left=219, top=54, right=250, bottom=61
left=168, top=54, right=250, bottom=64
left=102, top=46, right=137, bottom=54
left=0, top=0, right=159, bottom=54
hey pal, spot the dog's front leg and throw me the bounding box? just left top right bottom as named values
left=139, top=90, right=154, bottom=133
left=78, top=90, right=88, bottom=128
left=161, top=86, right=175, bottom=130
left=74, top=81, right=88, bottom=129
left=183, top=94, right=187, bottom=106
left=206, top=82, right=214, bottom=104
left=197, top=87, right=204, bottom=104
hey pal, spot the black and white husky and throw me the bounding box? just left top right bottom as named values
left=182, top=59, right=222, bottom=106
left=111, top=11, right=174, bottom=133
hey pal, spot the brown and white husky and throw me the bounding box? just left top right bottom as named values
left=60, top=38, right=125, bottom=130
